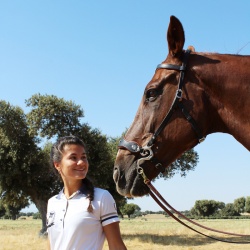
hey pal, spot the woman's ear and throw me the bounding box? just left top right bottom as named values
left=54, top=162, right=61, bottom=172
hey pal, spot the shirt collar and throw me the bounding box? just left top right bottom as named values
left=56, top=184, right=88, bottom=199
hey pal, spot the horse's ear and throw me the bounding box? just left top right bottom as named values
left=167, top=16, right=185, bottom=57
left=187, top=45, right=195, bottom=52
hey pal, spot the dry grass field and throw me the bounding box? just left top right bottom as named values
left=1, top=214, right=250, bottom=250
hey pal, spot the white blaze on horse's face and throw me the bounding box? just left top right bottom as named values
left=113, top=15, right=250, bottom=198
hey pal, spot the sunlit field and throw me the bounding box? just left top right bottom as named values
left=1, top=214, right=250, bottom=250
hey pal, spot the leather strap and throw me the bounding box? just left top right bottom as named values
left=118, top=138, right=141, bottom=153
left=156, top=64, right=186, bottom=71
left=147, top=49, right=206, bottom=146
left=146, top=180, right=250, bottom=244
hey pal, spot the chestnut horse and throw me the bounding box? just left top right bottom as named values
left=113, top=15, right=250, bottom=198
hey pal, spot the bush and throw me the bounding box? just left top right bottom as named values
left=33, top=212, right=41, bottom=219
left=220, top=203, right=240, bottom=217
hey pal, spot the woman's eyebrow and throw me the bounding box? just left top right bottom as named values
left=68, top=152, right=87, bottom=156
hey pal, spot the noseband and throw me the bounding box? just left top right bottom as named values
left=118, top=49, right=205, bottom=175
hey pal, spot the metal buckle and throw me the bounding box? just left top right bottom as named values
left=176, top=89, right=182, bottom=99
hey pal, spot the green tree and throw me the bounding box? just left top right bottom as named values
left=234, top=197, right=246, bottom=214
left=120, top=203, right=141, bottom=218
left=245, top=196, right=250, bottom=213
left=33, top=212, right=42, bottom=219
left=25, top=93, right=83, bottom=138
left=191, top=200, right=225, bottom=217
left=0, top=101, right=37, bottom=212
left=162, top=148, right=199, bottom=178
left=220, top=203, right=240, bottom=217
left=0, top=100, right=58, bottom=232
left=1, top=191, right=29, bottom=220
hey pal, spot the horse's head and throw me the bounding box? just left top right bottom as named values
left=113, top=16, right=207, bottom=197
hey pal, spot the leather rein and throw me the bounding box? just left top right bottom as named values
left=144, top=175, right=250, bottom=244
left=118, top=50, right=250, bottom=244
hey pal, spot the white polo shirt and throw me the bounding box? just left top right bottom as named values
left=47, top=187, right=120, bottom=250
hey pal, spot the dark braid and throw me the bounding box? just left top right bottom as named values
left=50, top=135, right=95, bottom=213
left=82, top=178, right=95, bottom=213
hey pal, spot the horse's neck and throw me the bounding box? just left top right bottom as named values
left=196, top=53, right=250, bottom=150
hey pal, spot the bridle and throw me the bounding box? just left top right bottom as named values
left=118, top=49, right=205, bottom=173
left=118, top=49, right=250, bottom=244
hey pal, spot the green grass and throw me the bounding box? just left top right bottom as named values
left=1, top=215, right=250, bottom=250
left=0, top=218, right=47, bottom=250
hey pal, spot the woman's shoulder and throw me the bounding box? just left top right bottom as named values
left=48, top=189, right=64, bottom=203
left=94, top=187, right=109, bottom=195
left=94, top=187, right=113, bottom=199
left=47, top=194, right=58, bottom=205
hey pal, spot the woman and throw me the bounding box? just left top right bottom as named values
left=47, top=135, right=127, bottom=250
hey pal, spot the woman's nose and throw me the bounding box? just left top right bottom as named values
left=77, top=159, right=84, bottom=165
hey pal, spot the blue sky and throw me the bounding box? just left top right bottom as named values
left=1, top=1, right=249, bottom=212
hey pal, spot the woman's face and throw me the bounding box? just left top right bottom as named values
left=54, top=144, right=89, bottom=181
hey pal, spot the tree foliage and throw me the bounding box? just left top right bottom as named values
left=191, top=200, right=225, bottom=217
left=0, top=100, right=60, bottom=230
left=245, top=196, right=250, bottom=213
left=25, top=94, right=83, bottom=138
left=120, top=203, right=141, bottom=218
left=0, top=101, right=37, bottom=206
left=234, top=197, right=246, bottom=214
left=161, top=148, right=199, bottom=178
left=220, top=203, right=240, bottom=217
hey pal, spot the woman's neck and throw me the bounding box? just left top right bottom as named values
left=63, top=179, right=83, bottom=199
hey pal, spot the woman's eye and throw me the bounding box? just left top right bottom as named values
left=146, top=89, right=159, bottom=102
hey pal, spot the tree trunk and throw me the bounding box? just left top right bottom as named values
left=33, top=198, right=48, bottom=236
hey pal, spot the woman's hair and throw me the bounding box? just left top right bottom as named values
left=50, top=135, right=94, bottom=212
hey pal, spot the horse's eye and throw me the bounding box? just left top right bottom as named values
left=146, top=89, right=159, bottom=102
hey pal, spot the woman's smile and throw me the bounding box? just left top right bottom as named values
left=55, top=144, right=89, bottom=181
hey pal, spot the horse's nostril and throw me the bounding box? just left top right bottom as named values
left=113, top=167, right=119, bottom=182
